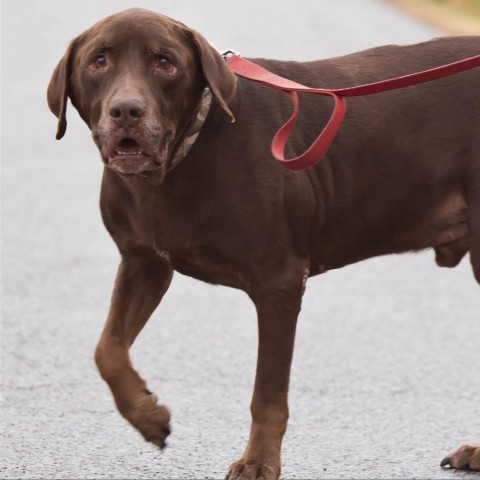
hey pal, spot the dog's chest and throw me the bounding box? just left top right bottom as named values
left=148, top=194, right=252, bottom=290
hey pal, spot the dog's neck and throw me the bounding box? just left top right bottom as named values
left=167, top=87, right=212, bottom=171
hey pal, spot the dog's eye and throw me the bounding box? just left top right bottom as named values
left=157, top=55, right=171, bottom=69
left=94, top=54, right=107, bottom=69
left=155, top=55, right=176, bottom=74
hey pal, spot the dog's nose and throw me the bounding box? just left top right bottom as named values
left=109, top=98, right=145, bottom=128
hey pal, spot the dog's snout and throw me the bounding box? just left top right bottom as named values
left=109, top=98, right=145, bottom=128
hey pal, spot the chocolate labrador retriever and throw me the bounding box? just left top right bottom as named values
left=48, top=8, right=480, bottom=478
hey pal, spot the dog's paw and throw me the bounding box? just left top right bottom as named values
left=226, top=458, right=280, bottom=480
left=125, top=392, right=171, bottom=449
left=441, top=444, right=480, bottom=471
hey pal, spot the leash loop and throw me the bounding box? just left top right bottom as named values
left=226, top=53, right=480, bottom=170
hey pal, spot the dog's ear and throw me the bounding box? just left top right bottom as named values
left=47, top=40, right=76, bottom=140
left=186, top=30, right=237, bottom=123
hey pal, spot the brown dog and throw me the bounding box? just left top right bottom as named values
left=48, top=8, right=479, bottom=478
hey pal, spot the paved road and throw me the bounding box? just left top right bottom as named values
left=2, top=1, right=479, bottom=479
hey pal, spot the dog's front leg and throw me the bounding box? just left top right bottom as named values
left=227, top=261, right=308, bottom=480
left=94, top=251, right=173, bottom=448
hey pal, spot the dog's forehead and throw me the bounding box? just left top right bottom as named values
left=80, top=9, right=188, bottom=50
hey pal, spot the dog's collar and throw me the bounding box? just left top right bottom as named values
left=168, top=87, right=212, bottom=171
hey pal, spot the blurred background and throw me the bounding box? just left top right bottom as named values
left=390, top=0, right=480, bottom=34
left=1, top=1, right=479, bottom=479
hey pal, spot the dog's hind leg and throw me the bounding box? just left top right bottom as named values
left=466, top=161, right=480, bottom=284
left=441, top=161, right=480, bottom=472
left=94, top=249, right=173, bottom=448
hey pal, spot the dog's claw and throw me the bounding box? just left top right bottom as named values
left=440, top=456, right=451, bottom=467
left=442, top=455, right=472, bottom=471
left=149, top=437, right=167, bottom=450
left=146, top=425, right=171, bottom=450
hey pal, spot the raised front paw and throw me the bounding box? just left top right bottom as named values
left=441, top=444, right=480, bottom=471
left=124, top=391, right=171, bottom=449
left=226, top=458, right=280, bottom=480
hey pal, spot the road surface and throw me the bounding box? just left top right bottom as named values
left=2, top=1, right=479, bottom=478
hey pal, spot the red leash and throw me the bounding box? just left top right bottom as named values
left=226, top=53, right=480, bottom=170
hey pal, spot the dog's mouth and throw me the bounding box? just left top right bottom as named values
left=106, top=137, right=167, bottom=174
left=116, top=137, right=145, bottom=156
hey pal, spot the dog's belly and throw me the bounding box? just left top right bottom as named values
left=312, top=190, right=469, bottom=273
left=393, top=191, right=468, bottom=250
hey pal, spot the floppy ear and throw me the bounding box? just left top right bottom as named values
left=47, top=41, right=75, bottom=139
left=187, top=30, right=237, bottom=123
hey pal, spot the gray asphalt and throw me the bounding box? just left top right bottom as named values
left=2, top=1, right=479, bottom=479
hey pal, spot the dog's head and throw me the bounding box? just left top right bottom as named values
left=47, top=9, right=237, bottom=180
